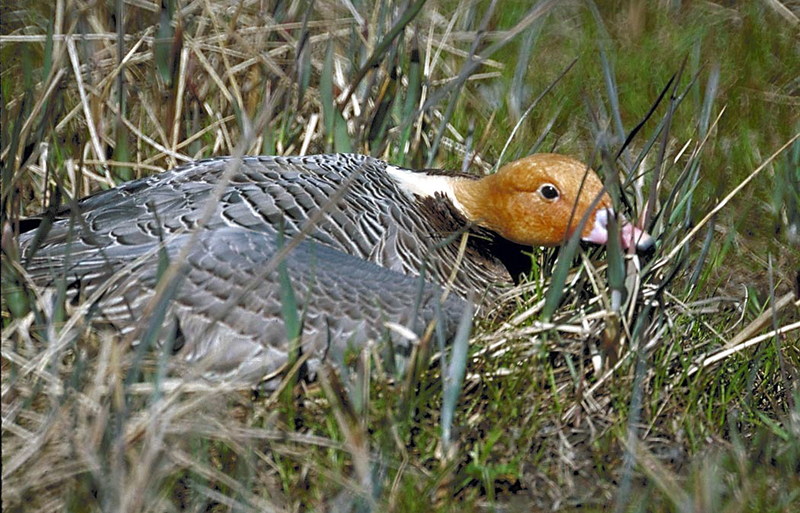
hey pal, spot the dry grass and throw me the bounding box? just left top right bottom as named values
left=2, top=0, right=799, bottom=511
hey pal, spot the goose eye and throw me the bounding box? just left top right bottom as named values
left=538, top=184, right=560, bottom=201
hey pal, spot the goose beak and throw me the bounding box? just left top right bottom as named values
left=582, top=208, right=655, bottom=254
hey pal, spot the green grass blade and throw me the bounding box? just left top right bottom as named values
left=321, top=40, right=336, bottom=152
left=397, top=35, right=421, bottom=165
left=441, top=299, right=473, bottom=454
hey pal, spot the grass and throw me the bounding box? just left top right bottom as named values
left=2, top=0, right=799, bottom=511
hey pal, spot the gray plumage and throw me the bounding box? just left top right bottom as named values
left=36, top=225, right=465, bottom=384
left=18, top=154, right=515, bottom=384
left=23, top=154, right=523, bottom=298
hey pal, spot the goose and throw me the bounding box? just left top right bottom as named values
left=14, top=153, right=653, bottom=384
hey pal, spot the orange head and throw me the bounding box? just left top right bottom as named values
left=453, top=153, right=653, bottom=252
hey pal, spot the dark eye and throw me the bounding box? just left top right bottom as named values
left=538, top=184, right=560, bottom=200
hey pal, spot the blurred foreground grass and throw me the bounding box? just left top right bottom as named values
left=1, top=0, right=798, bottom=511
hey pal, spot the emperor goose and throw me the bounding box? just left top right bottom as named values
left=16, top=153, right=653, bottom=384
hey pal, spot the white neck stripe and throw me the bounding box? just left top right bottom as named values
left=385, top=165, right=469, bottom=216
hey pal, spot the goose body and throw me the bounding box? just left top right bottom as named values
left=44, top=225, right=466, bottom=384
left=24, top=154, right=521, bottom=298
left=16, top=153, right=652, bottom=384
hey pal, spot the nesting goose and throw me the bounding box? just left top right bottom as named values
left=16, top=153, right=652, bottom=384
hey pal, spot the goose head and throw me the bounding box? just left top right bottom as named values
left=453, top=153, right=654, bottom=252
